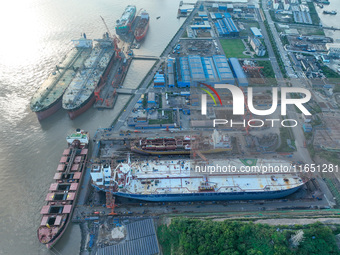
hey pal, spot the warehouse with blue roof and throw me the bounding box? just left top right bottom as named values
left=153, top=72, right=165, bottom=88
left=167, top=59, right=175, bottom=88
left=176, top=57, right=191, bottom=87
left=229, top=58, right=248, bottom=86
left=175, top=55, right=235, bottom=87
left=214, top=13, right=239, bottom=37
left=213, top=55, right=234, bottom=84
left=188, top=55, right=206, bottom=81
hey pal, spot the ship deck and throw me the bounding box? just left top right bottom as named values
left=30, top=48, right=92, bottom=111
left=62, top=45, right=114, bottom=110
left=117, top=159, right=304, bottom=195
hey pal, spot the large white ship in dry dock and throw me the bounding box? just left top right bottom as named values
left=90, top=158, right=307, bottom=202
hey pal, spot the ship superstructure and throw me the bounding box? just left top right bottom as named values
left=30, top=37, right=93, bottom=120
left=37, top=130, right=89, bottom=248
left=115, top=5, right=136, bottom=35
left=62, top=37, right=115, bottom=119
left=91, top=158, right=306, bottom=202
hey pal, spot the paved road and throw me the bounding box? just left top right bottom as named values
left=112, top=7, right=199, bottom=132
left=255, top=8, right=284, bottom=83
left=261, top=4, right=296, bottom=78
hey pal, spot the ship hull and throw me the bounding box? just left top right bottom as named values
left=67, top=94, right=96, bottom=120
left=131, top=146, right=231, bottom=155
left=38, top=132, right=89, bottom=248
left=93, top=185, right=302, bottom=202
left=135, top=20, right=149, bottom=41
left=35, top=98, right=62, bottom=121
left=64, top=50, right=115, bottom=119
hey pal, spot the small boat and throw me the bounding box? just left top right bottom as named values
left=156, top=16, right=161, bottom=19
left=323, top=10, right=337, bottom=15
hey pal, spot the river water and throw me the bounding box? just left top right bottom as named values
left=0, top=0, right=184, bottom=254
left=315, top=1, right=340, bottom=41
left=0, top=0, right=337, bottom=254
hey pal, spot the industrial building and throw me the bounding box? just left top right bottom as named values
left=326, top=43, right=340, bottom=58
left=153, top=72, right=165, bottom=88
left=293, top=11, right=312, bottom=24
left=273, top=0, right=279, bottom=10
left=176, top=55, right=235, bottom=87
left=148, top=92, right=156, bottom=104
left=229, top=58, right=248, bottom=87
left=283, top=0, right=290, bottom=10
left=190, top=21, right=211, bottom=30
left=212, top=55, right=234, bottom=84
left=167, top=59, right=175, bottom=88
left=250, top=27, right=263, bottom=38
left=248, top=36, right=266, bottom=56
left=214, top=13, right=239, bottom=37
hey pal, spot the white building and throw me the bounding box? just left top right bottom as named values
left=248, top=36, right=266, bottom=56
left=283, top=0, right=290, bottom=10
left=327, top=43, right=340, bottom=58
left=90, top=164, right=112, bottom=187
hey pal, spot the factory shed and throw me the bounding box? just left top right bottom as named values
left=188, top=55, right=206, bottom=81
left=250, top=27, right=263, bottom=38
left=229, top=58, right=248, bottom=86
left=177, top=57, right=191, bottom=87
left=167, top=59, right=175, bottom=88
left=212, top=55, right=234, bottom=84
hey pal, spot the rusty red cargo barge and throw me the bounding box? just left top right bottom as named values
left=37, top=130, right=89, bottom=249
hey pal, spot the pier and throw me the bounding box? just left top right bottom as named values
left=115, top=88, right=136, bottom=95
left=132, top=55, right=160, bottom=61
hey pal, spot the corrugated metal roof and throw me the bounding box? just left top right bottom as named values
left=212, top=55, right=234, bottom=82
left=229, top=58, right=248, bottom=86
left=201, top=57, right=217, bottom=81
left=188, top=55, right=206, bottom=81
left=97, top=219, right=159, bottom=255
left=250, top=27, right=262, bottom=37
left=179, top=57, right=191, bottom=83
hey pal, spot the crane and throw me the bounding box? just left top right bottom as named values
left=106, top=159, right=117, bottom=215
left=100, top=16, right=121, bottom=60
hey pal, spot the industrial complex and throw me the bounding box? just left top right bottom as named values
left=35, top=0, right=340, bottom=254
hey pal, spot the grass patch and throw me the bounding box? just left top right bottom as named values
left=257, top=61, right=275, bottom=79
left=149, top=110, right=173, bottom=125
left=319, top=151, right=340, bottom=166
left=276, top=127, right=296, bottom=152
left=158, top=219, right=340, bottom=255
left=324, top=178, right=340, bottom=206
left=219, top=39, right=250, bottom=58
left=308, top=2, right=321, bottom=25
left=320, top=65, right=340, bottom=79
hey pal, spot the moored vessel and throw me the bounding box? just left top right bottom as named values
left=134, top=10, right=150, bottom=41
left=323, top=10, right=337, bottom=15
left=62, top=36, right=115, bottom=119
left=37, top=129, right=89, bottom=248
left=131, top=130, right=232, bottom=155
left=30, top=36, right=92, bottom=121
left=115, top=5, right=136, bottom=35
left=90, top=158, right=307, bottom=202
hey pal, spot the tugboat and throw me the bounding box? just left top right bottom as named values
left=323, top=10, right=337, bottom=15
